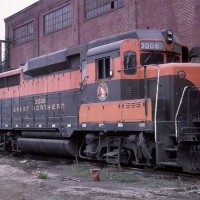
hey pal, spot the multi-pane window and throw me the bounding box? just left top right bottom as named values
left=97, top=57, right=111, bottom=79
left=44, top=4, right=71, bottom=35
left=13, top=22, right=33, bottom=46
left=85, top=0, right=123, bottom=19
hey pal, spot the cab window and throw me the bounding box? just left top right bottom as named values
left=167, top=54, right=180, bottom=63
left=140, top=53, right=164, bottom=65
left=97, top=57, right=110, bottom=79
left=124, top=51, right=136, bottom=74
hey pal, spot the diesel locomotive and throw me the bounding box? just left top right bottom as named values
left=0, top=29, right=200, bottom=173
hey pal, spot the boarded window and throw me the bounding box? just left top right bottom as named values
left=44, top=4, right=71, bottom=35
left=13, top=22, right=34, bottom=46
left=85, top=0, right=124, bottom=19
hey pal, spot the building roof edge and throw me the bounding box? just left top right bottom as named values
left=4, top=1, right=41, bottom=22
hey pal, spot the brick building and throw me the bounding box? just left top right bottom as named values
left=2, top=0, right=200, bottom=71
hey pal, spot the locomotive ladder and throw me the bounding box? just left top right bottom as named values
left=174, top=86, right=200, bottom=172
left=175, top=86, right=200, bottom=140
left=159, top=86, right=200, bottom=168
left=143, top=65, right=179, bottom=167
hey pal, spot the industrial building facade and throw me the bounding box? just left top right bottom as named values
left=2, top=0, right=200, bottom=70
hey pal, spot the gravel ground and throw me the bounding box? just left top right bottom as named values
left=0, top=153, right=200, bottom=200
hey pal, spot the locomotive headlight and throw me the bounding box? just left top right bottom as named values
left=162, top=29, right=173, bottom=44
left=167, top=30, right=173, bottom=36
left=167, top=30, right=173, bottom=43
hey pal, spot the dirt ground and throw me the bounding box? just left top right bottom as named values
left=0, top=153, right=200, bottom=200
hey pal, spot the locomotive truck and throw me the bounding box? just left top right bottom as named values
left=0, top=29, right=200, bottom=173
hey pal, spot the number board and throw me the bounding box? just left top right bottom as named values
left=140, top=41, right=164, bottom=51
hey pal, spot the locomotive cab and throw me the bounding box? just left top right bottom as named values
left=79, top=29, right=186, bottom=124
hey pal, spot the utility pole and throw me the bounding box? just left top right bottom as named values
left=0, top=40, right=12, bottom=72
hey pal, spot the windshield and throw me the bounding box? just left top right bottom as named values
left=167, top=54, right=180, bottom=63
left=140, top=53, right=164, bottom=65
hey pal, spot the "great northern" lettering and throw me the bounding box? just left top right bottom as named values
left=13, top=103, right=65, bottom=112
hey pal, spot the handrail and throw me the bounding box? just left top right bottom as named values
left=153, top=65, right=161, bottom=144
left=175, top=86, right=200, bottom=140
left=118, top=64, right=161, bottom=143
left=175, top=86, right=188, bottom=140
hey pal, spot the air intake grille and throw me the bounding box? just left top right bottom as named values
left=125, top=87, right=132, bottom=96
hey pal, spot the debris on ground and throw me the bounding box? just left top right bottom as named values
left=0, top=153, right=199, bottom=200
left=61, top=176, right=82, bottom=182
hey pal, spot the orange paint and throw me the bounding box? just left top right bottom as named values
left=0, top=69, right=81, bottom=99
left=79, top=98, right=152, bottom=123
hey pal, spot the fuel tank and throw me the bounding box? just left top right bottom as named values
left=17, top=138, right=76, bottom=157
left=21, top=131, right=62, bottom=139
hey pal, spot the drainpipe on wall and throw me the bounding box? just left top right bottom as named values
left=37, top=13, right=40, bottom=56
left=135, top=0, right=138, bottom=29
left=0, top=40, right=12, bottom=72
left=77, top=0, right=80, bottom=45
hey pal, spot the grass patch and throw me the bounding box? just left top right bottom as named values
left=101, top=167, right=140, bottom=182
left=64, top=164, right=90, bottom=177
left=64, top=163, right=190, bottom=189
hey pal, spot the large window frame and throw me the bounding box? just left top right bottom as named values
left=84, top=0, right=124, bottom=19
left=13, top=21, right=34, bottom=46
left=96, top=57, right=111, bottom=80
left=44, top=4, right=71, bottom=35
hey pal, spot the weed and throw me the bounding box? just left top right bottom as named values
left=177, top=176, right=181, bottom=187
left=38, top=170, right=48, bottom=179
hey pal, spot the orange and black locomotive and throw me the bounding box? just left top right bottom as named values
left=0, top=29, right=200, bottom=173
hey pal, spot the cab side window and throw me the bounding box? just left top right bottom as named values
left=97, top=57, right=111, bottom=79
left=124, top=51, right=136, bottom=74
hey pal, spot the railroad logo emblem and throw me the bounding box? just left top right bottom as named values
left=97, top=82, right=108, bottom=101
left=177, top=70, right=186, bottom=79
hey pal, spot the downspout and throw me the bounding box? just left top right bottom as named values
left=77, top=0, right=80, bottom=44
left=135, top=0, right=138, bottom=29
left=37, top=13, right=40, bottom=56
